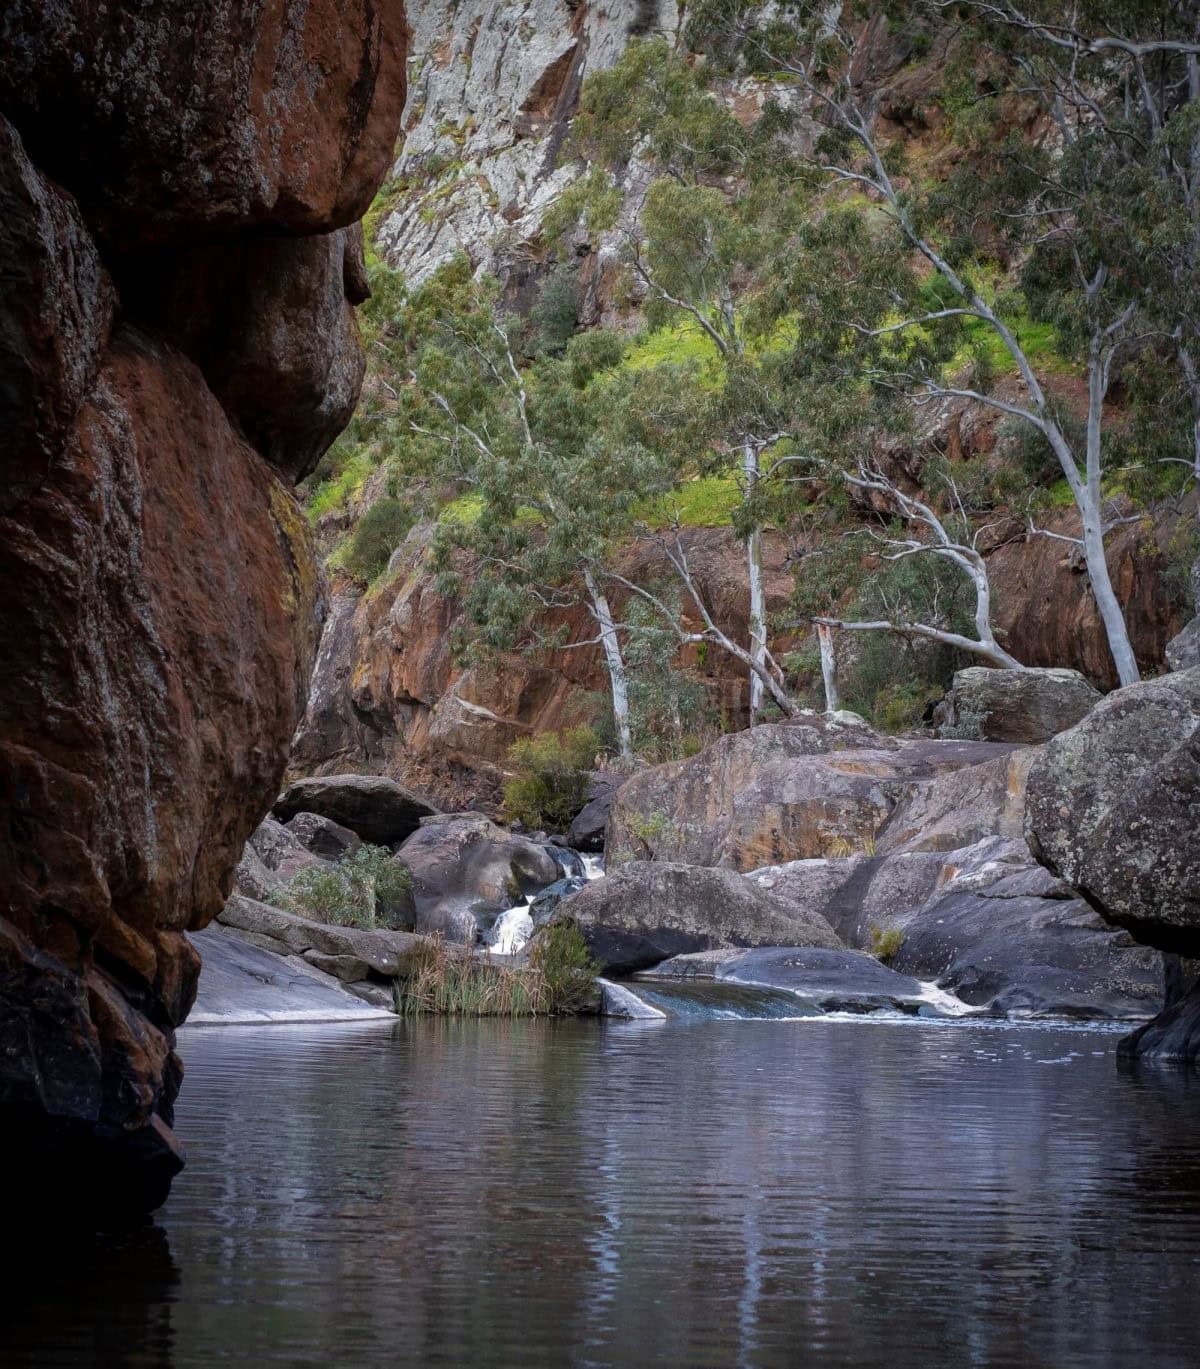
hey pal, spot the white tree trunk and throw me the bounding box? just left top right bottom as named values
left=743, top=441, right=767, bottom=726
left=817, top=622, right=839, bottom=712
left=583, top=567, right=634, bottom=765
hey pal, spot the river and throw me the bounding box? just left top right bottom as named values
left=10, top=1014, right=1200, bottom=1367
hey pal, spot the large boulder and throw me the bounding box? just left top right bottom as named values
left=283, top=812, right=362, bottom=862
left=396, top=815, right=560, bottom=943
left=0, top=0, right=409, bottom=247
left=607, top=718, right=1020, bottom=872
left=1025, top=668, right=1200, bottom=956
left=935, top=667, right=1101, bottom=744
left=1117, top=980, right=1200, bottom=1063
left=0, top=0, right=408, bottom=1223
left=274, top=774, right=439, bottom=846
left=554, top=861, right=842, bottom=976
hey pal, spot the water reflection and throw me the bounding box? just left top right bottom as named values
left=12, top=1017, right=1200, bottom=1368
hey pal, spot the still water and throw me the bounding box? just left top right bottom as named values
left=10, top=1015, right=1200, bottom=1368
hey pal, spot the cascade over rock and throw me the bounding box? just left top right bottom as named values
left=0, top=0, right=409, bottom=1224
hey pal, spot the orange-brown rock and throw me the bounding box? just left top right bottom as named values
left=0, top=1, right=407, bottom=1223
left=0, top=0, right=409, bottom=246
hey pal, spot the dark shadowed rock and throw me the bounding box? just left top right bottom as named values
left=274, top=774, right=439, bottom=846
left=0, top=114, right=115, bottom=511
left=248, top=816, right=326, bottom=883
left=397, top=815, right=560, bottom=943
left=1117, top=979, right=1200, bottom=1063
left=1026, top=667, right=1200, bottom=956
left=567, top=772, right=627, bottom=851
left=284, top=811, right=362, bottom=861
left=555, top=861, right=842, bottom=975
left=935, top=667, right=1101, bottom=743
left=713, top=946, right=955, bottom=1015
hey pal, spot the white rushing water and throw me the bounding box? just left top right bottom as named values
left=485, top=852, right=606, bottom=956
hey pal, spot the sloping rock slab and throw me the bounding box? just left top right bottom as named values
left=218, top=895, right=432, bottom=979
left=556, top=861, right=842, bottom=976
left=1117, top=980, right=1200, bottom=1063
left=715, top=946, right=961, bottom=1016
left=186, top=928, right=391, bottom=1026
left=274, top=774, right=439, bottom=846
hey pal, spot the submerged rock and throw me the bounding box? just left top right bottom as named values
left=935, top=666, right=1101, bottom=744
left=274, top=774, right=440, bottom=847
left=554, top=861, right=842, bottom=976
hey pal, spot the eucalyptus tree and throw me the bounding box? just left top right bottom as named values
left=547, top=37, right=806, bottom=723
left=399, top=260, right=668, bottom=765
left=686, top=0, right=1200, bottom=687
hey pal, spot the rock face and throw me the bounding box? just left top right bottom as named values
left=1026, top=668, right=1200, bottom=956
left=396, top=815, right=561, bottom=942
left=274, top=773, right=438, bottom=845
left=935, top=667, right=1102, bottom=744
left=0, top=2, right=408, bottom=1223
left=556, top=861, right=842, bottom=975
left=607, top=717, right=1021, bottom=872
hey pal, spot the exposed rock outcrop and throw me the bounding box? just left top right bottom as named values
left=935, top=667, right=1101, bottom=744
left=1026, top=668, right=1200, bottom=957
left=555, top=860, right=842, bottom=976
left=0, top=0, right=408, bottom=1223
left=274, top=773, right=438, bottom=845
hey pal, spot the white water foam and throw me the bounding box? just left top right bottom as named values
left=485, top=851, right=606, bottom=956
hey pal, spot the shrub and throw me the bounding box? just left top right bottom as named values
left=502, top=726, right=599, bottom=831
left=528, top=264, right=579, bottom=357
left=336, top=496, right=414, bottom=584
left=870, top=925, right=905, bottom=964
left=530, top=921, right=600, bottom=1014
left=273, top=844, right=413, bottom=931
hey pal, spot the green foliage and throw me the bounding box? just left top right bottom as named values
left=272, top=844, right=413, bottom=931
left=306, top=451, right=375, bottom=521
left=622, top=592, right=719, bottom=760
left=870, top=925, right=905, bottom=964
left=502, top=726, right=599, bottom=831
left=529, top=921, right=601, bottom=1015
left=528, top=264, right=579, bottom=357
left=333, top=496, right=414, bottom=584
left=395, top=925, right=598, bottom=1017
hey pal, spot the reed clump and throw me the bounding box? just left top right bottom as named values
left=395, top=922, right=599, bottom=1017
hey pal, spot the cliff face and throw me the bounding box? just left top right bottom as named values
left=0, top=0, right=408, bottom=1224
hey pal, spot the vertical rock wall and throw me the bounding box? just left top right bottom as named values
left=0, top=0, right=408, bottom=1224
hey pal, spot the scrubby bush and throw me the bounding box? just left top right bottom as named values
left=870, top=925, right=905, bottom=964
left=501, top=725, right=599, bottom=831
left=394, top=924, right=598, bottom=1017
left=336, top=496, right=414, bottom=584
left=527, top=263, right=579, bottom=357
left=273, top=844, right=413, bottom=931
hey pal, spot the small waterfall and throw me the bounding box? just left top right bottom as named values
left=484, top=850, right=605, bottom=956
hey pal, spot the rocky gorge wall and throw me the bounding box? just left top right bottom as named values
left=0, top=0, right=408, bottom=1223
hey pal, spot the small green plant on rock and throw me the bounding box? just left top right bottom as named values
left=870, top=925, right=905, bottom=965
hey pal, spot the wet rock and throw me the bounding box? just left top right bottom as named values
left=397, top=815, right=560, bottom=943
left=529, top=876, right=588, bottom=929
left=567, top=772, right=627, bottom=851
left=599, top=978, right=667, bottom=1020
left=1026, top=667, right=1200, bottom=956
left=1117, top=979, right=1200, bottom=1063
left=935, top=667, right=1101, bottom=744
left=715, top=947, right=953, bottom=1015
left=284, top=812, right=362, bottom=862
left=274, top=774, right=439, bottom=846
left=555, top=861, right=842, bottom=976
